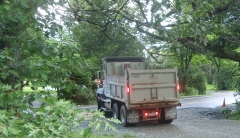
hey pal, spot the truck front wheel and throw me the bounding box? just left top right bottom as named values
left=120, top=105, right=129, bottom=127
left=97, top=96, right=102, bottom=111
left=113, top=103, right=119, bottom=119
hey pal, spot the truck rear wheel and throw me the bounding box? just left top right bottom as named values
left=157, top=109, right=174, bottom=124
left=113, top=103, right=119, bottom=119
left=164, top=119, right=173, bottom=124
left=120, top=105, right=129, bottom=127
left=157, top=119, right=173, bottom=124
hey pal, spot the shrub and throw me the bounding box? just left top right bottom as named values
left=214, top=67, right=237, bottom=90
left=183, top=87, right=198, bottom=96
left=0, top=87, right=120, bottom=138
left=187, top=66, right=207, bottom=95
left=57, top=71, right=97, bottom=105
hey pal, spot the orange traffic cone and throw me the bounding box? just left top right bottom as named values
left=222, top=98, right=226, bottom=107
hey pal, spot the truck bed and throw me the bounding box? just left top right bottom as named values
left=128, top=69, right=179, bottom=104
left=104, top=68, right=180, bottom=108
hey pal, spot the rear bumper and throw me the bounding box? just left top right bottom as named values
left=127, top=102, right=181, bottom=110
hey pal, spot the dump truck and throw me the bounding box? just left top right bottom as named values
left=96, top=57, right=181, bottom=126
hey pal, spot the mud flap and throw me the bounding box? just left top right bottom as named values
left=127, top=110, right=140, bottom=123
left=165, top=107, right=177, bottom=120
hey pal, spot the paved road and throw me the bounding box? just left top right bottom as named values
left=178, top=91, right=237, bottom=109
left=78, top=91, right=238, bottom=110
left=78, top=91, right=240, bottom=138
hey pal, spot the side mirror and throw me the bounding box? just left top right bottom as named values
left=96, top=71, right=103, bottom=88
left=97, top=71, right=102, bottom=80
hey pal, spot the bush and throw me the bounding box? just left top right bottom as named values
left=0, top=87, right=120, bottom=138
left=206, top=74, right=213, bottom=84
left=57, top=71, right=97, bottom=105
left=182, top=87, right=198, bottom=96
left=214, top=67, right=237, bottom=90
left=187, top=66, right=207, bottom=95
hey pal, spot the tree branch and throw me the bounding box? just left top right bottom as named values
left=120, top=27, right=162, bottom=64
left=134, top=0, right=149, bottom=23
left=136, top=23, right=165, bottom=41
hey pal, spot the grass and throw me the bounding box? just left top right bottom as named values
left=90, top=133, right=135, bottom=138
left=22, top=87, right=43, bottom=92
left=180, top=91, right=212, bottom=98
left=23, top=86, right=57, bottom=93
left=180, top=83, right=236, bottom=98
left=206, top=84, right=216, bottom=91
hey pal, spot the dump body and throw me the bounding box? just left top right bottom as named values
left=96, top=57, right=181, bottom=126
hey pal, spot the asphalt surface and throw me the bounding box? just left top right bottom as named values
left=178, top=91, right=237, bottom=109
left=30, top=91, right=240, bottom=137
left=78, top=91, right=238, bottom=110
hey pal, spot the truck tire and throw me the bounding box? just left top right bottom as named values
left=157, top=118, right=165, bottom=124
left=157, top=119, right=173, bottom=124
left=113, top=103, right=119, bottom=119
left=97, top=97, right=102, bottom=111
left=120, top=105, right=129, bottom=127
left=157, top=109, right=173, bottom=124
left=164, top=119, right=173, bottom=124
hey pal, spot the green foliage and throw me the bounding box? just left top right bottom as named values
left=181, top=87, right=198, bottom=96
left=123, top=133, right=134, bottom=138
left=66, top=0, right=240, bottom=95
left=71, top=23, right=144, bottom=65
left=206, top=74, right=213, bottom=84
left=187, top=66, right=206, bottom=95
left=206, top=84, right=216, bottom=91
left=214, top=69, right=234, bottom=90
left=179, top=65, right=206, bottom=95
left=212, top=59, right=238, bottom=90
left=220, top=108, right=232, bottom=117
left=0, top=88, right=120, bottom=137
left=221, top=86, right=240, bottom=120
left=220, top=102, right=240, bottom=120
left=0, top=1, right=121, bottom=137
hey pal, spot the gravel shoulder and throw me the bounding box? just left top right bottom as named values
left=92, top=105, right=240, bottom=138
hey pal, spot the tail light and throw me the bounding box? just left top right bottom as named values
left=127, top=87, right=130, bottom=93
left=143, top=110, right=160, bottom=118
left=144, top=112, right=148, bottom=116
left=177, top=85, right=180, bottom=90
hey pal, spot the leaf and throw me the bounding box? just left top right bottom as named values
left=4, top=1, right=10, bottom=4
left=8, top=70, right=18, bottom=76
left=8, top=127, right=20, bottom=135
left=58, top=124, right=67, bottom=131
left=13, top=119, right=25, bottom=124
left=28, top=129, right=40, bottom=137
left=0, top=73, right=8, bottom=80
left=186, top=14, right=193, bottom=23
left=2, top=127, right=8, bottom=136
left=21, top=1, right=29, bottom=8
left=24, top=123, right=34, bottom=129
left=4, top=5, right=11, bottom=11
left=36, top=111, right=45, bottom=115
left=44, top=106, right=52, bottom=111
left=66, top=84, right=73, bottom=92
left=14, top=83, right=21, bottom=89
left=41, top=74, right=48, bottom=80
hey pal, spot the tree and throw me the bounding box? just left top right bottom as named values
left=212, top=58, right=239, bottom=90
left=65, top=0, right=240, bottom=61
left=0, top=1, right=120, bottom=137
left=65, top=0, right=240, bottom=94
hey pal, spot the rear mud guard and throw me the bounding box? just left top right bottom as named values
left=165, top=107, right=177, bottom=120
